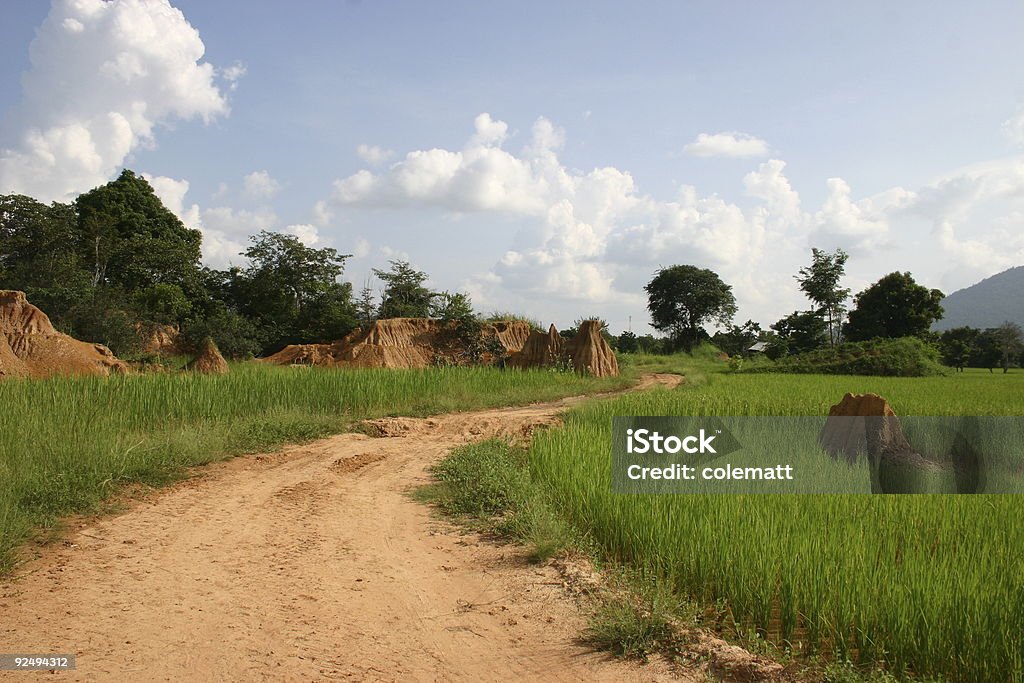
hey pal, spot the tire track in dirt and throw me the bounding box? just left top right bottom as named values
left=0, top=374, right=693, bottom=682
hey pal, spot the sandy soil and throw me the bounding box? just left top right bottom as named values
left=0, top=374, right=703, bottom=682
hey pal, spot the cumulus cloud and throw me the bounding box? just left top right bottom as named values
left=0, top=0, right=232, bottom=202
left=242, top=170, right=281, bottom=200
left=143, top=173, right=247, bottom=268
left=684, top=131, right=770, bottom=158
left=356, top=144, right=395, bottom=165
left=330, top=115, right=783, bottom=309
left=284, top=223, right=321, bottom=246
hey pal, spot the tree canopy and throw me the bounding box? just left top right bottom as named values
left=645, top=265, right=737, bottom=351
left=844, top=272, right=944, bottom=341
left=373, top=260, right=436, bottom=319
left=795, top=248, right=850, bottom=346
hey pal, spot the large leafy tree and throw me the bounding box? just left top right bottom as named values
left=74, top=170, right=205, bottom=312
left=771, top=310, right=828, bottom=354
left=796, top=248, right=850, bottom=346
left=226, top=231, right=356, bottom=352
left=373, top=260, right=436, bottom=318
left=938, top=326, right=979, bottom=371
left=994, top=321, right=1023, bottom=373
left=844, top=272, right=944, bottom=341
left=645, top=265, right=737, bottom=351
left=0, top=194, right=91, bottom=319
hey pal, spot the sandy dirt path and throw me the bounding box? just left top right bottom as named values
left=1, top=374, right=691, bottom=682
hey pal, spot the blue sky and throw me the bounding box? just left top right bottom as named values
left=2, top=0, right=1023, bottom=333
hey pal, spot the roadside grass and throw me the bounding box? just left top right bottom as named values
left=0, top=363, right=627, bottom=573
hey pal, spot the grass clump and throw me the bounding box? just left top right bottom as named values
left=421, top=439, right=579, bottom=563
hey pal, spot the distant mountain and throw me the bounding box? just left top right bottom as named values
left=933, top=266, right=1024, bottom=331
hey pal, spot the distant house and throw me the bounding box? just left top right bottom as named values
left=747, top=341, right=768, bottom=353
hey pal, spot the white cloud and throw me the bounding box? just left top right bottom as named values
left=353, top=237, right=371, bottom=258
left=684, top=131, right=770, bottom=158
left=284, top=223, right=320, bottom=246
left=143, top=173, right=246, bottom=268
left=0, top=0, right=231, bottom=202
left=1003, top=109, right=1024, bottom=146
left=469, top=113, right=508, bottom=147
left=311, top=199, right=333, bottom=226
left=220, top=61, right=246, bottom=91
left=242, top=170, right=281, bottom=200
left=202, top=205, right=278, bottom=236
left=356, top=144, right=395, bottom=165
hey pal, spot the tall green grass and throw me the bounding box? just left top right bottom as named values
left=0, top=363, right=626, bottom=571
left=530, top=364, right=1024, bottom=681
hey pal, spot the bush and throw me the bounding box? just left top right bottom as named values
left=742, top=337, right=947, bottom=377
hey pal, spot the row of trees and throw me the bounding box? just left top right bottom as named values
left=641, top=250, right=1021, bottom=371
left=0, top=171, right=483, bottom=358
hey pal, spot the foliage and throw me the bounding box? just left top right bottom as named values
left=0, top=194, right=90, bottom=318
left=374, top=260, right=436, bottom=319
left=938, top=326, right=979, bottom=370
left=179, top=305, right=263, bottom=359
left=994, top=320, right=1023, bottom=372
left=615, top=330, right=639, bottom=353
left=480, top=311, right=543, bottom=330
left=645, top=265, right=737, bottom=351
left=74, top=170, right=205, bottom=305
left=222, top=231, right=357, bottom=353
left=354, top=279, right=377, bottom=327
left=844, top=272, right=944, bottom=341
left=711, top=320, right=761, bottom=356
left=744, top=336, right=947, bottom=377
left=795, top=247, right=850, bottom=346
left=771, top=310, right=828, bottom=355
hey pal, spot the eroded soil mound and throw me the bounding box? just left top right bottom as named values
left=818, top=392, right=902, bottom=463
left=262, top=318, right=534, bottom=370
left=186, top=337, right=230, bottom=375
left=566, top=320, right=620, bottom=377
left=508, top=321, right=620, bottom=377
left=263, top=317, right=622, bottom=377
left=0, top=290, right=128, bottom=379
left=507, top=324, right=565, bottom=370
left=136, top=323, right=185, bottom=356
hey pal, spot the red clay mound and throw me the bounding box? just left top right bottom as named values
left=507, top=320, right=621, bottom=377
left=0, top=290, right=128, bottom=379
left=262, top=318, right=533, bottom=370
left=507, top=324, right=566, bottom=370
left=186, top=337, right=230, bottom=375
left=566, top=320, right=620, bottom=377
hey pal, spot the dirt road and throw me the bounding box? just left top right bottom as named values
left=1, top=374, right=689, bottom=682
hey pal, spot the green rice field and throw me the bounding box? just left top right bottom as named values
left=530, top=362, right=1024, bottom=681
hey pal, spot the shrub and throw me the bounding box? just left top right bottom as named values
left=742, top=337, right=947, bottom=377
